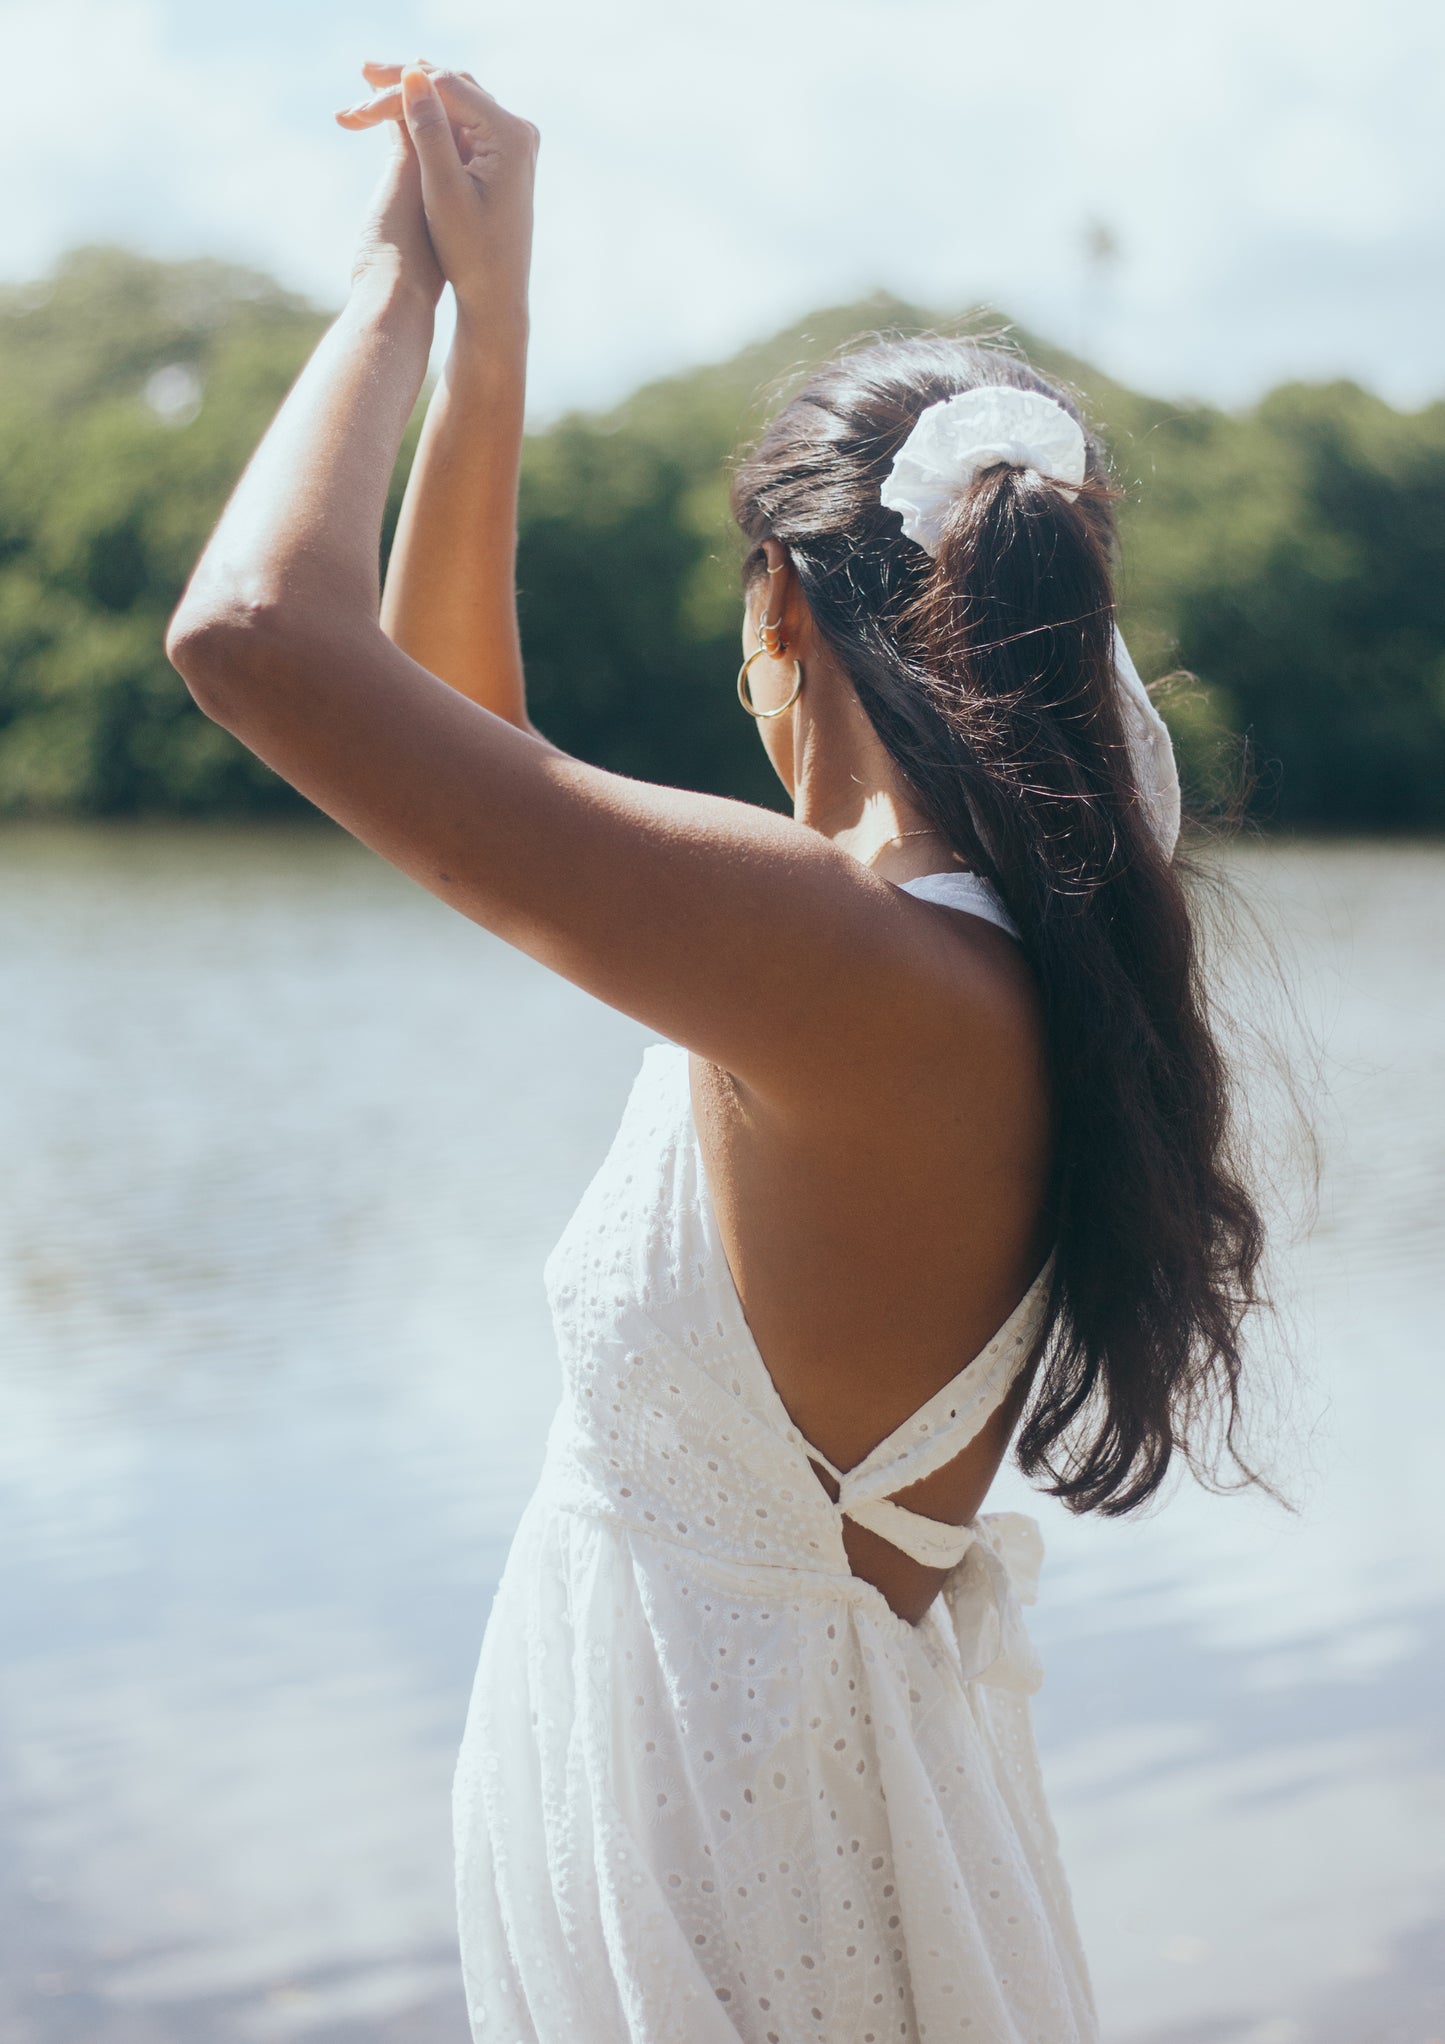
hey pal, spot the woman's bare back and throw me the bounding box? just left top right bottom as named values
left=691, top=881, right=1052, bottom=1623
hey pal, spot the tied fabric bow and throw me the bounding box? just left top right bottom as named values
left=880, top=385, right=1182, bottom=857
left=940, top=1510, right=1046, bottom=1695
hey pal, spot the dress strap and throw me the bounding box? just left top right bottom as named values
left=824, top=1481, right=980, bottom=1570
left=801, top=1439, right=1003, bottom=1570
left=841, top=1261, right=1052, bottom=1501
left=896, top=870, right=1020, bottom=940
left=790, top=1260, right=1054, bottom=1572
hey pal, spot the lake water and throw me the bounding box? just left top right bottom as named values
left=2, top=825, right=1442, bottom=2044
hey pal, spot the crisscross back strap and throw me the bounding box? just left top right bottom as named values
left=799, top=1260, right=1054, bottom=1569
left=838, top=1493, right=980, bottom=1570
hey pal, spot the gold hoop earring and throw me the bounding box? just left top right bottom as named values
left=737, top=645, right=804, bottom=720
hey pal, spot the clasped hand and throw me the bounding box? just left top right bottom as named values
left=337, top=59, right=538, bottom=339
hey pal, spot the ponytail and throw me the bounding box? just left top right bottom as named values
left=731, top=338, right=1265, bottom=1515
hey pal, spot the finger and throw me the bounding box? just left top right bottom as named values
left=387, top=115, right=419, bottom=163
left=401, top=62, right=453, bottom=136
left=400, top=64, right=468, bottom=194
left=360, top=56, right=443, bottom=82
left=428, top=66, right=501, bottom=117
left=347, top=58, right=435, bottom=116
left=359, top=59, right=479, bottom=87
left=336, top=85, right=404, bottom=127
left=337, top=71, right=489, bottom=131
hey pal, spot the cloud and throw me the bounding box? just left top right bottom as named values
left=1, top=0, right=1440, bottom=412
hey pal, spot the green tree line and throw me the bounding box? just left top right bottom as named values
left=2, top=246, right=1442, bottom=827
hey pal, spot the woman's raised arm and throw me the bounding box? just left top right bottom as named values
left=166, top=68, right=1003, bottom=1111
left=340, top=63, right=539, bottom=736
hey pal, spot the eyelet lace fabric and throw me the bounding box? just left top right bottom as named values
left=453, top=880, right=1098, bottom=2042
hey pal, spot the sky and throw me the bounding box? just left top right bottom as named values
left=4, top=0, right=1442, bottom=422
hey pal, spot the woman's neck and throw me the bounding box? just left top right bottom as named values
left=830, top=810, right=965, bottom=881
left=789, top=677, right=966, bottom=882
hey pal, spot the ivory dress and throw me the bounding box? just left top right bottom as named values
left=453, top=871, right=1098, bottom=2044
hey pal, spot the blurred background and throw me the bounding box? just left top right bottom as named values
left=2, top=0, right=1443, bottom=2039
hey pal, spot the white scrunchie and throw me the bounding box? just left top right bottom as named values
left=880, top=386, right=1088, bottom=552
left=880, top=385, right=1181, bottom=858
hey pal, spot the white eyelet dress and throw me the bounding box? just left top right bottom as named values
left=453, top=872, right=1098, bottom=2044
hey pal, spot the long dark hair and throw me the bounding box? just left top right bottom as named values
left=730, top=336, right=1266, bottom=1516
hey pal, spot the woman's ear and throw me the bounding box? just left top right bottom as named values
left=758, top=539, right=811, bottom=654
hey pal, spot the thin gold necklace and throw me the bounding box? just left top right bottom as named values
left=866, top=827, right=959, bottom=870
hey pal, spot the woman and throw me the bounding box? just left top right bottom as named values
left=168, top=61, right=1265, bottom=2044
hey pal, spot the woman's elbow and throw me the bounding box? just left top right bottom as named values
left=166, top=596, right=285, bottom=723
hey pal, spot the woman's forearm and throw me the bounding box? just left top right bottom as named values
left=172, top=274, right=435, bottom=661
left=381, top=317, right=531, bottom=730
